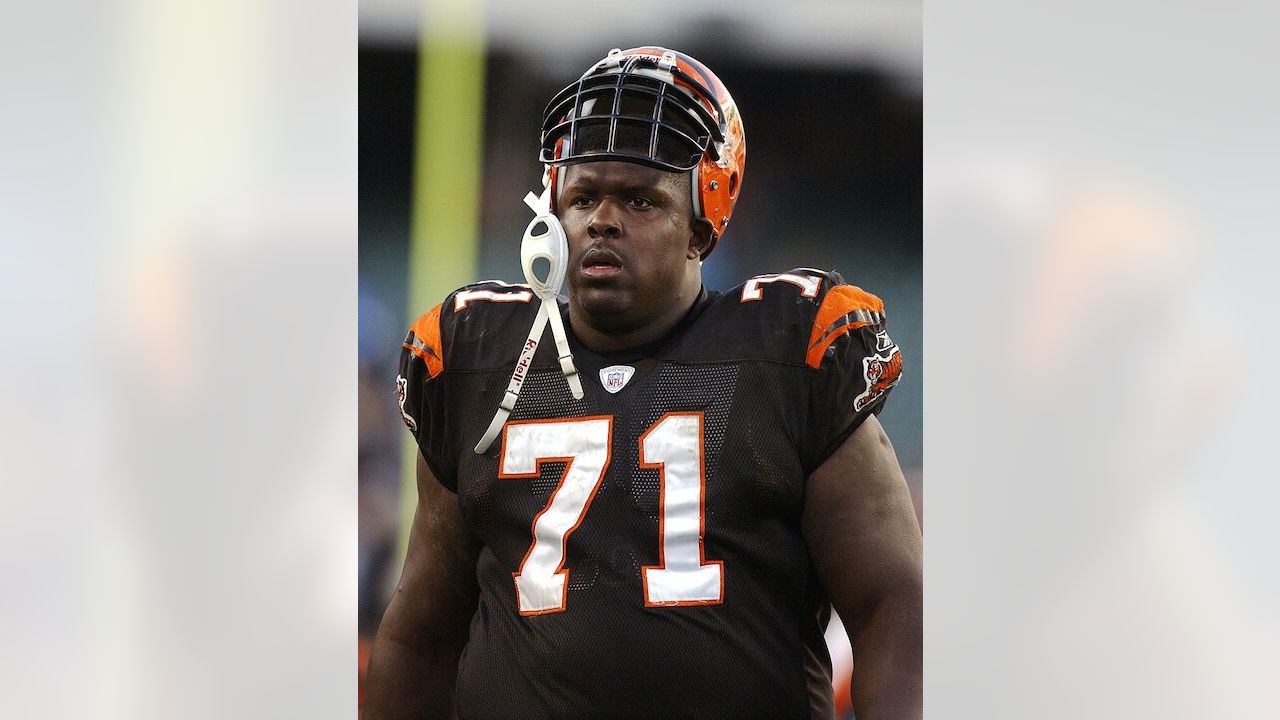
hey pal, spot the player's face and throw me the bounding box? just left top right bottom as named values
left=557, top=161, right=703, bottom=335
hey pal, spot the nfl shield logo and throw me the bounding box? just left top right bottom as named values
left=599, top=365, right=635, bottom=394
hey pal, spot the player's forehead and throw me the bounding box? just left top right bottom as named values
left=559, top=160, right=687, bottom=194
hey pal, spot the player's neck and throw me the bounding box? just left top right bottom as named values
left=570, top=284, right=703, bottom=353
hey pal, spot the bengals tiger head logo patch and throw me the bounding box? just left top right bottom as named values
left=854, top=331, right=903, bottom=412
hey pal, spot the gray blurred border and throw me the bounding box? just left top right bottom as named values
left=926, top=2, right=1280, bottom=717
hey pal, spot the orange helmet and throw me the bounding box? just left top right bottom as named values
left=540, top=46, right=746, bottom=259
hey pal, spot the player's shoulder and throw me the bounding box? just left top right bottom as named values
left=684, top=268, right=890, bottom=366
left=730, top=267, right=841, bottom=303
left=723, top=267, right=883, bottom=309
left=440, top=279, right=539, bottom=341
left=403, top=280, right=539, bottom=377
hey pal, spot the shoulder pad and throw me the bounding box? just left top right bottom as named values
left=441, top=280, right=540, bottom=372
left=736, top=267, right=840, bottom=303
left=726, top=268, right=891, bottom=370
left=448, top=280, right=535, bottom=313
left=681, top=269, right=852, bottom=365
left=403, top=281, right=540, bottom=378
left=806, top=283, right=886, bottom=369
left=403, top=304, right=444, bottom=378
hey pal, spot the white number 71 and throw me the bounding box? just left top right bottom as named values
left=498, top=413, right=723, bottom=615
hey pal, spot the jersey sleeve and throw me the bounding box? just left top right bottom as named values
left=397, top=301, right=457, bottom=490
left=396, top=281, right=539, bottom=491
left=801, top=277, right=905, bottom=468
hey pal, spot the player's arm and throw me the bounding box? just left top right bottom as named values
left=802, top=414, right=922, bottom=720
left=364, top=453, right=481, bottom=720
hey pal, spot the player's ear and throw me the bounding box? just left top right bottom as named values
left=688, top=217, right=714, bottom=260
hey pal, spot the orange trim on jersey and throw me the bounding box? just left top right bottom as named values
left=834, top=660, right=853, bottom=713
left=403, top=304, right=444, bottom=377
left=639, top=412, right=725, bottom=608
left=806, top=285, right=885, bottom=369
left=498, top=416, right=614, bottom=617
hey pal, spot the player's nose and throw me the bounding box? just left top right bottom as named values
left=586, top=200, right=623, bottom=239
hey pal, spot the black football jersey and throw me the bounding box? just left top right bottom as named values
left=397, top=268, right=903, bottom=720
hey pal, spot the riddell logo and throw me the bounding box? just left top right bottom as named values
left=513, top=339, right=537, bottom=382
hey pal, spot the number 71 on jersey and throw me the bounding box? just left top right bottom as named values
left=498, top=414, right=723, bottom=615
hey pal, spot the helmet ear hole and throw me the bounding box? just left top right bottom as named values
left=728, top=172, right=739, bottom=198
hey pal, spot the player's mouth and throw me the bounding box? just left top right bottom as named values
left=581, top=248, right=624, bottom=279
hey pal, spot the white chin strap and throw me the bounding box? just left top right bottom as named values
left=474, top=187, right=584, bottom=454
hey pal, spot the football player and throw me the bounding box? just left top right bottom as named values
left=365, top=47, right=921, bottom=720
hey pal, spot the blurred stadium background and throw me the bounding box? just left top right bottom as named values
left=358, top=1, right=921, bottom=714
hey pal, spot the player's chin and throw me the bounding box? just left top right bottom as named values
left=572, top=283, right=636, bottom=321
left=571, top=269, right=624, bottom=296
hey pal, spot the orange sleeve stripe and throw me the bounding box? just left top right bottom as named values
left=403, top=303, right=444, bottom=377
left=806, top=285, right=885, bottom=369
left=806, top=321, right=873, bottom=368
